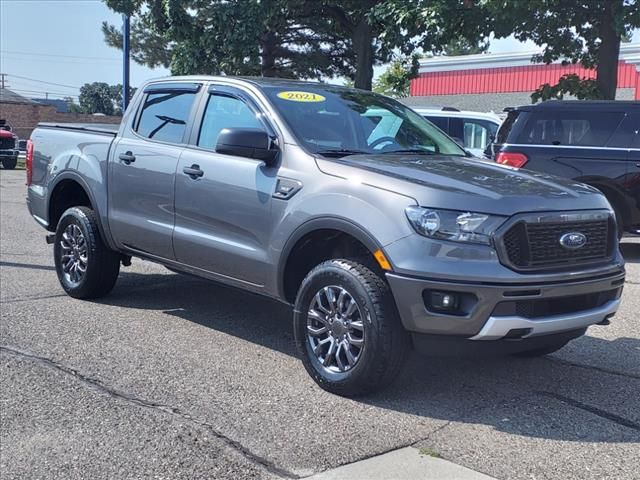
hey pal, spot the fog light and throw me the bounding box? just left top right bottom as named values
left=429, top=291, right=459, bottom=312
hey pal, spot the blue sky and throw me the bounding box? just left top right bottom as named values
left=1, top=0, right=638, bottom=102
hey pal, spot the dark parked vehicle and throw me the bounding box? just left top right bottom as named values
left=491, top=101, right=640, bottom=236
left=27, top=78, right=625, bottom=396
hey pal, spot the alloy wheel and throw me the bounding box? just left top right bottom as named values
left=307, top=285, right=365, bottom=373
left=59, top=223, right=88, bottom=286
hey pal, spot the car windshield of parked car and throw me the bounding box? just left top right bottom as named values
left=263, top=86, right=467, bottom=157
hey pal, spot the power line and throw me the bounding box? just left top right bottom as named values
left=8, top=74, right=80, bottom=90
left=10, top=88, right=79, bottom=99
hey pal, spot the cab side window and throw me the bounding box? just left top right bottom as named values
left=135, top=91, right=197, bottom=144
left=198, top=94, right=263, bottom=149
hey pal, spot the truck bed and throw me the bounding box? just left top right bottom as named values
left=37, top=122, right=119, bottom=136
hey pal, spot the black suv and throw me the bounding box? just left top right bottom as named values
left=490, top=101, right=640, bottom=236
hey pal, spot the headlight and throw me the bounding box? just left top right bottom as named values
left=405, top=206, right=506, bottom=245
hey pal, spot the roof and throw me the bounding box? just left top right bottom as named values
left=513, top=100, right=640, bottom=111
left=418, top=43, right=640, bottom=73
left=0, top=88, right=40, bottom=105
left=32, top=98, right=69, bottom=113
left=145, top=75, right=362, bottom=92
left=411, top=107, right=502, bottom=123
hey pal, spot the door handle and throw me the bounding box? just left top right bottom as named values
left=119, top=151, right=136, bottom=164
left=183, top=164, right=204, bottom=179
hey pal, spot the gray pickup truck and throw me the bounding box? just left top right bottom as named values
left=27, top=77, right=625, bottom=396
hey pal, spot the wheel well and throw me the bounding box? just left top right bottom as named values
left=282, top=229, right=379, bottom=304
left=587, top=182, right=628, bottom=226
left=48, top=180, right=92, bottom=231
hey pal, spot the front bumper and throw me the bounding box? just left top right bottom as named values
left=0, top=149, right=18, bottom=158
left=386, top=269, right=625, bottom=339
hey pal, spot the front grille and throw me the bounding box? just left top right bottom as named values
left=0, top=137, right=15, bottom=150
left=501, top=217, right=614, bottom=270
left=493, top=289, right=620, bottom=319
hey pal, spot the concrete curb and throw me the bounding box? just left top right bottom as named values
left=307, top=447, right=497, bottom=480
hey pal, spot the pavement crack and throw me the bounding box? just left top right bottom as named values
left=536, top=391, right=640, bottom=432
left=1, top=293, right=68, bottom=304
left=0, top=345, right=299, bottom=479
left=549, top=356, right=640, bottom=380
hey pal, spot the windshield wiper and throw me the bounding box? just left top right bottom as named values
left=315, top=149, right=369, bottom=158
left=380, top=148, right=437, bottom=155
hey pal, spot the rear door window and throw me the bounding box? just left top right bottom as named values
left=517, top=110, right=625, bottom=147
left=135, top=91, right=198, bottom=144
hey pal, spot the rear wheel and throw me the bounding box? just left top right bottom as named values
left=293, top=259, right=409, bottom=397
left=54, top=206, right=120, bottom=299
left=1, top=156, right=17, bottom=169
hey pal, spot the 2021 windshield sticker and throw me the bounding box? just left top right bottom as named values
left=277, top=91, right=326, bottom=102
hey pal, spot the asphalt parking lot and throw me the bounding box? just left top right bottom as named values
left=1, top=168, right=639, bottom=480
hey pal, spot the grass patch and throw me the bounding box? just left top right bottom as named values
left=419, top=447, right=442, bottom=458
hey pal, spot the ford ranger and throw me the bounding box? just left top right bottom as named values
left=27, top=77, right=625, bottom=396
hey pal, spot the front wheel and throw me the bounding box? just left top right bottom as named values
left=54, top=206, right=120, bottom=299
left=1, top=156, right=18, bottom=169
left=293, top=259, right=409, bottom=397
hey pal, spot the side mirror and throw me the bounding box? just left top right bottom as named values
left=215, top=128, right=279, bottom=165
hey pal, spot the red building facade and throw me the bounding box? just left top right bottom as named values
left=410, top=44, right=640, bottom=102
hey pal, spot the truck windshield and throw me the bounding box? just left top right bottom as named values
left=263, top=86, right=467, bottom=157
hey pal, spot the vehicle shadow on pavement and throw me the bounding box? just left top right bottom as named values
left=96, top=270, right=640, bottom=444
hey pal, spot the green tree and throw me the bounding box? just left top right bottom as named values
left=103, top=0, right=489, bottom=90
left=103, top=0, right=353, bottom=80
left=64, top=97, right=82, bottom=113
left=79, top=82, right=115, bottom=115
left=77, top=82, right=135, bottom=115
left=370, top=0, right=492, bottom=87
left=487, top=0, right=640, bottom=101
left=372, top=55, right=420, bottom=98
left=443, top=37, right=489, bottom=56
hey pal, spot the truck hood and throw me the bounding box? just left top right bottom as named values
left=315, top=154, right=611, bottom=216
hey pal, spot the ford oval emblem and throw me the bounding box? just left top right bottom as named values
left=559, top=232, right=587, bottom=249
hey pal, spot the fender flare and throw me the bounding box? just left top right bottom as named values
left=47, top=172, right=115, bottom=249
left=276, top=216, right=384, bottom=300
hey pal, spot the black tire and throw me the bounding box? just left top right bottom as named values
left=1, top=156, right=18, bottom=170
left=293, top=259, right=409, bottom=397
left=53, top=206, right=120, bottom=299
left=511, top=341, right=568, bottom=358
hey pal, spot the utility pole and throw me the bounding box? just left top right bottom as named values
left=0, top=73, right=7, bottom=89
left=122, top=14, right=131, bottom=113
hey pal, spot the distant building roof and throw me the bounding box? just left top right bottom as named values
left=417, top=42, right=640, bottom=73
left=0, top=88, right=40, bottom=105
left=31, top=98, right=70, bottom=113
